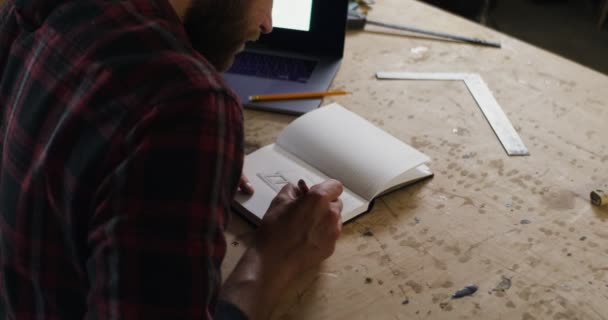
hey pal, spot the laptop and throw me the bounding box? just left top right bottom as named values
left=223, top=0, right=348, bottom=115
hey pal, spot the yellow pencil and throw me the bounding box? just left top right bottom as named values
left=249, top=90, right=349, bottom=102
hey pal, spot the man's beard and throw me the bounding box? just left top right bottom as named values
left=183, top=0, right=259, bottom=72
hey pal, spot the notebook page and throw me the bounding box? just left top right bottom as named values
left=235, top=144, right=368, bottom=223
left=277, top=104, right=429, bottom=200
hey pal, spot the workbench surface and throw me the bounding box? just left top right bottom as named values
left=222, top=1, right=608, bottom=319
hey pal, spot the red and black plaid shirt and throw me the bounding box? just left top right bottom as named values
left=0, top=0, right=244, bottom=318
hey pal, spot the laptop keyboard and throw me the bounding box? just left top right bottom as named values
left=227, top=51, right=317, bottom=83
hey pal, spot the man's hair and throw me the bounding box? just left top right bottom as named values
left=183, top=0, right=252, bottom=71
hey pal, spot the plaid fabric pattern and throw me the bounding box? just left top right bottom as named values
left=0, top=0, right=244, bottom=318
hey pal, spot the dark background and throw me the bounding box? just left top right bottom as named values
left=420, top=0, right=608, bottom=75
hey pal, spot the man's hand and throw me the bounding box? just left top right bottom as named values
left=238, top=174, right=254, bottom=194
left=255, top=179, right=343, bottom=277
left=221, top=179, right=343, bottom=320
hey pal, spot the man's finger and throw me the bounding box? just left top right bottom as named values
left=238, top=174, right=255, bottom=194
left=331, top=198, right=344, bottom=215
left=310, top=179, right=343, bottom=201
left=276, top=182, right=301, bottom=199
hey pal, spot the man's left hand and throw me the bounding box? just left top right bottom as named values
left=238, top=174, right=254, bottom=194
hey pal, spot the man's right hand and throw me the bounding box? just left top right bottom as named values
left=221, top=179, right=343, bottom=320
left=255, top=179, right=344, bottom=278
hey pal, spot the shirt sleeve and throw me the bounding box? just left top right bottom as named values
left=84, top=88, right=244, bottom=319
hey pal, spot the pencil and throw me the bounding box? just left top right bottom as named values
left=297, top=179, right=309, bottom=195
left=249, top=90, right=349, bottom=102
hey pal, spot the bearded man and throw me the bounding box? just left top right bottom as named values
left=0, top=0, right=344, bottom=319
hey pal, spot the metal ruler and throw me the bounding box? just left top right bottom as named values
left=376, top=72, right=529, bottom=156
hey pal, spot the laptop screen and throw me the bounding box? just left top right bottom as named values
left=272, top=0, right=313, bottom=32
left=242, top=0, right=346, bottom=57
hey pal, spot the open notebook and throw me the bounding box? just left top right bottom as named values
left=233, top=103, right=433, bottom=224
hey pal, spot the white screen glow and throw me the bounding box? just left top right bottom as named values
left=272, top=0, right=313, bottom=32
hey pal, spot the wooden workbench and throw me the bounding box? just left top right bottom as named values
left=222, top=0, right=608, bottom=319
